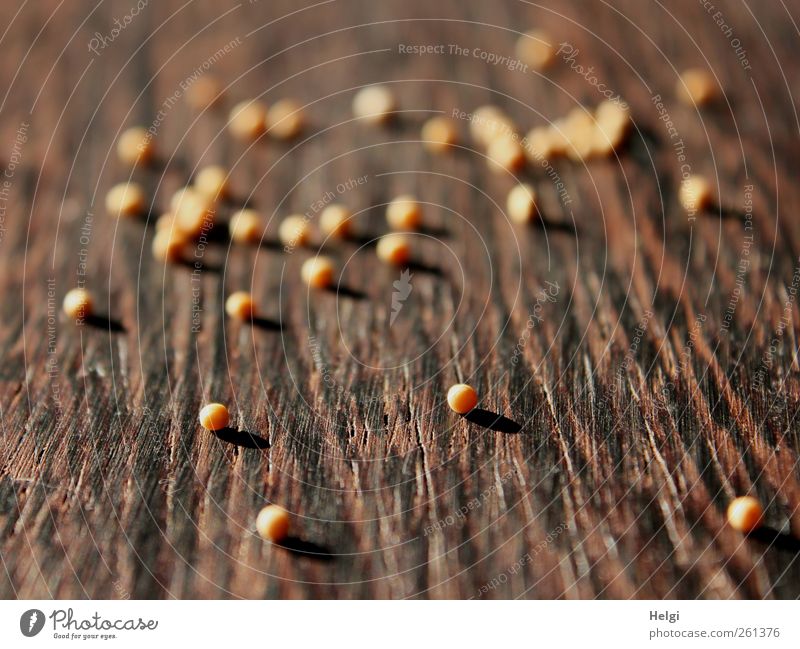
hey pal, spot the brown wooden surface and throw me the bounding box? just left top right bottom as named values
left=1, top=0, right=800, bottom=599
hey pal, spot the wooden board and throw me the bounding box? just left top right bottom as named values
left=1, top=0, right=799, bottom=599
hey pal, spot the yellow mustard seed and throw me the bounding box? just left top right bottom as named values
left=117, top=126, right=154, bottom=165
left=105, top=182, right=145, bottom=218
left=319, top=204, right=352, bottom=239
left=186, top=75, right=223, bottom=110
left=470, top=105, right=516, bottom=148
left=679, top=175, right=713, bottom=214
left=175, top=190, right=215, bottom=237
left=447, top=383, right=478, bottom=414
left=279, top=215, right=311, bottom=247
left=677, top=68, right=717, bottom=106
left=62, top=288, right=93, bottom=321
left=267, top=99, right=305, bottom=140
left=524, top=126, right=560, bottom=163
left=507, top=184, right=538, bottom=224
left=727, top=496, right=763, bottom=533
left=487, top=135, right=526, bottom=173
left=256, top=505, right=290, bottom=543
left=194, top=165, right=229, bottom=201
left=152, top=228, right=189, bottom=263
left=386, top=195, right=422, bottom=231
left=199, top=403, right=230, bottom=431
left=229, top=209, right=262, bottom=244
left=301, top=256, right=335, bottom=289
left=422, top=116, right=459, bottom=154
left=228, top=99, right=267, bottom=141
left=155, top=213, right=175, bottom=232
left=376, top=233, right=411, bottom=266
left=515, top=29, right=555, bottom=71
left=352, top=85, right=396, bottom=125
left=225, top=291, right=256, bottom=320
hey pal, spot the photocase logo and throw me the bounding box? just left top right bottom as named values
left=390, top=269, right=413, bottom=325
left=20, top=609, right=45, bottom=637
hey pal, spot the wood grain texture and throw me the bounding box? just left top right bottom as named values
left=1, top=0, right=800, bottom=599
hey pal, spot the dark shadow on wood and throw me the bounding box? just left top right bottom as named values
left=406, top=260, right=443, bottom=277
left=251, top=316, right=283, bottom=332
left=175, top=257, right=222, bottom=273
left=213, top=427, right=270, bottom=450
left=533, top=217, right=577, bottom=236
left=85, top=314, right=126, bottom=333
left=418, top=224, right=449, bottom=239
left=464, top=408, right=522, bottom=433
left=331, top=285, right=368, bottom=300
left=750, top=526, right=800, bottom=553
left=278, top=536, right=335, bottom=562
left=714, top=204, right=748, bottom=221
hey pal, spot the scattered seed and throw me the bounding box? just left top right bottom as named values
left=422, top=116, right=459, bottom=154
left=225, top=291, right=256, bottom=320
left=515, top=29, right=555, bottom=71
left=228, top=99, right=268, bottom=141
left=155, top=213, right=175, bottom=232
left=679, top=175, right=713, bottom=213
left=199, top=403, right=230, bottom=431
left=319, top=204, right=352, bottom=239
left=62, top=288, right=93, bottom=321
left=301, top=256, right=335, bottom=289
left=376, top=233, right=411, bottom=266
left=279, top=215, right=311, bottom=247
left=487, top=135, right=525, bottom=173
left=727, top=496, right=763, bottom=533
left=267, top=99, right=305, bottom=140
left=386, top=195, right=422, bottom=231
left=507, top=183, right=538, bottom=224
left=186, top=75, right=223, bottom=110
left=105, top=182, right=145, bottom=218
left=194, top=165, right=229, bottom=201
left=524, top=126, right=561, bottom=163
left=117, top=126, right=154, bottom=166
left=152, top=228, right=188, bottom=263
left=677, top=68, right=717, bottom=106
left=229, top=209, right=262, bottom=244
left=352, top=85, right=396, bottom=124
left=470, top=105, right=516, bottom=148
left=447, top=383, right=478, bottom=414
left=174, top=190, right=215, bottom=237
left=256, top=505, right=290, bottom=543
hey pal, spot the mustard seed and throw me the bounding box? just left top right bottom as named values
left=319, top=204, right=352, bottom=239
left=152, top=228, right=188, bottom=263
left=199, top=403, right=230, bottom=431
left=422, top=116, right=459, bottom=154
left=301, top=256, right=335, bottom=289
left=62, top=288, right=93, bottom=321
left=175, top=190, right=215, bottom=237
left=487, top=136, right=525, bottom=173
left=228, top=99, right=267, bottom=141
left=515, top=29, right=555, bottom=71
left=376, top=233, right=411, bottom=266
left=524, top=126, right=561, bottom=163
left=105, top=182, right=145, bottom=218
left=679, top=175, right=713, bottom=213
left=256, top=505, right=290, bottom=543
left=677, top=68, right=717, bottom=106
left=727, top=496, right=763, bottom=533
left=225, top=291, right=256, bottom=320
left=266, top=99, right=305, bottom=140
left=186, top=75, right=223, bottom=110
left=279, top=215, right=311, bottom=247
left=155, top=213, right=175, bottom=232
left=352, top=85, right=396, bottom=125
left=447, top=383, right=478, bottom=414
left=507, top=183, right=538, bottom=224
left=229, top=209, right=262, bottom=244
left=117, top=126, right=154, bottom=165
left=194, top=165, right=229, bottom=201
left=386, top=195, right=422, bottom=231
left=470, top=105, right=515, bottom=148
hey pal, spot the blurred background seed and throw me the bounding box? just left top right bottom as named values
left=105, top=182, right=145, bottom=218
left=352, top=85, right=396, bottom=125
left=422, top=116, right=459, bottom=154
left=301, top=256, right=335, bottom=288
left=267, top=99, right=306, bottom=139
left=117, top=126, right=154, bottom=166
left=229, top=209, right=262, bottom=244
left=507, top=183, right=538, bottom=224
left=376, top=233, right=411, bottom=266
left=228, top=99, right=267, bottom=141
left=225, top=291, right=256, bottom=320
left=62, top=288, right=93, bottom=321
left=515, top=29, right=555, bottom=71
left=279, top=215, right=311, bottom=247
left=386, top=194, right=422, bottom=230
left=194, top=165, right=229, bottom=201
left=319, top=204, right=352, bottom=239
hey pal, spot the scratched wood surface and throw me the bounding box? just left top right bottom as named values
left=1, top=0, right=799, bottom=599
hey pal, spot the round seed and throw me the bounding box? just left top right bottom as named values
left=228, top=99, right=267, bottom=141
left=199, top=403, right=230, bottom=431
left=524, top=126, right=561, bottom=163
left=256, top=505, right=290, bottom=543
left=352, top=85, right=396, bottom=125
left=155, top=212, right=175, bottom=232
left=470, top=105, right=516, bottom=148
left=677, top=68, right=717, bottom=106
left=105, top=182, right=145, bottom=218
left=727, top=496, right=763, bottom=533
left=186, top=75, right=223, bottom=110
left=447, top=383, right=478, bottom=414
left=194, top=165, right=229, bottom=201
left=679, top=175, right=713, bottom=214
left=152, top=228, right=188, bottom=263
left=266, top=99, right=305, bottom=140
left=515, top=29, right=555, bottom=71
left=319, top=204, right=352, bottom=239
left=229, top=209, right=262, bottom=244
left=422, top=116, right=459, bottom=154
left=386, top=195, right=422, bottom=231
left=376, top=233, right=411, bottom=266
left=301, top=256, right=335, bottom=289
left=175, top=190, right=215, bottom=237
left=487, top=136, right=525, bottom=173
left=117, top=126, right=154, bottom=165
left=225, top=291, right=256, bottom=320
left=507, top=183, right=538, bottom=224
left=279, top=215, right=311, bottom=247
left=63, top=288, right=93, bottom=321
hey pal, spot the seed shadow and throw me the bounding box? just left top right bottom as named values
left=406, top=260, right=444, bottom=277
left=214, top=427, right=270, bottom=450
left=533, top=217, right=577, bottom=236
left=714, top=204, right=748, bottom=221
left=175, top=257, right=222, bottom=273
left=418, top=224, right=450, bottom=239
left=251, top=316, right=283, bottom=332
left=85, top=314, right=126, bottom=333
left=278, top=536, right=335, bottom=562
left=330, top=284, right=368, bottom=300
left=750, top=526, right=800, bottom=553
left=464, top=408, right=522, bottom=434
